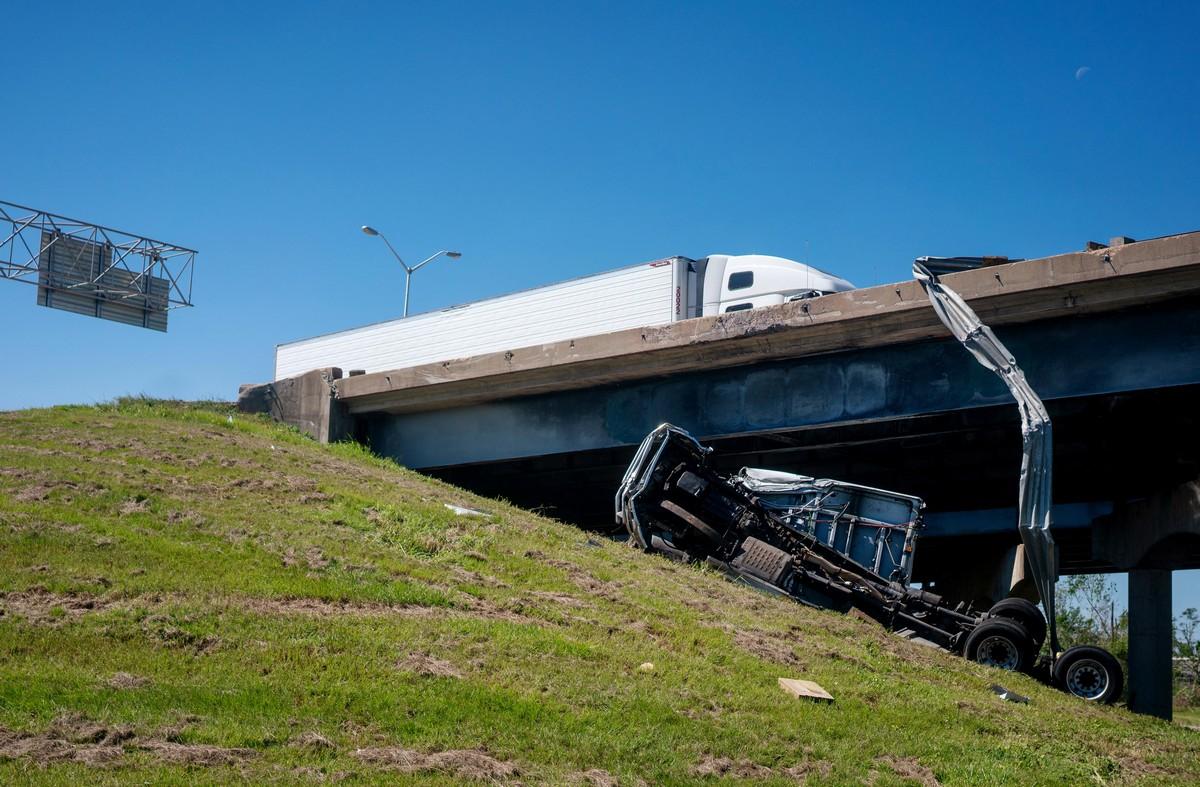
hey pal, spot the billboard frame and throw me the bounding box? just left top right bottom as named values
left=0, top=199, right=196, bottom=330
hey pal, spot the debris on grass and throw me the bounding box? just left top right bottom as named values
left=778, top=677, right=834, bottom=703
left=0, top=728, right=125, bottom=767
left=166, top=509, right=206, bottom=526
left=733, top=629, right=806, bottom=668
left=0, top=714, right=252, bottom=769
left=283, top=546, right=332, bottom=570
left=569, top=768, right=628, bottom=786
left=119, top=497, right=150, bottom=516
left=141, top=616, right=221, bottom=654
left=0, top=590, right=116, bottom=624
left=292, top=731, right=335, bottom=750
left=990, top=684, right=1030, bottom=704
left=137, top=740, right=255, bottom=766
left=107, top=672, right=151, bottom=690
left=352, top=746, right=518, bottom=780
left=526, top=590, right=585, bottom=607
left=397, top=652, right=463, bottom=678
left=874, top=755, right=941, bottom=786
left=1111, top=747, right=1180, bottom=780
left=237, top=596, right=441, bottom=619
left=305, top=547, right=331, bottom=569
left=46, top=713, right=134, bottom=746
left=14, top=484, right=52, bottom=502
left=690, top=754, right=773, bottom=778
left=444, top=503, right=490, bottom=517
left=783, top=759, right=834, bottom=780
left=690, top=751, right=832, bottom=781
left=544, top=558, right=624, bottom=602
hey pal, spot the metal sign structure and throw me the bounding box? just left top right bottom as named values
left=0, top=200, right=196, bottom=331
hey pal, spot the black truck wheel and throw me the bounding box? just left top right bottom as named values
left=963, top=617, right=1035, bottom=673
left=1052, top=645, right=1124, bottom=704
left=987, top=598, right=1047, bottom=650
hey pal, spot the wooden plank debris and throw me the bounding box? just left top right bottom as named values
left=778, top=677, right=834, bottom=703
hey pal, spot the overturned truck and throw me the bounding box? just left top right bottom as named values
left=615, top=262, right=1125, bottom=704
left=616, top=424, right=1122, bottom=702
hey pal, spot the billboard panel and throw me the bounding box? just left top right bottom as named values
left=36, top=231, right=169, bottom=331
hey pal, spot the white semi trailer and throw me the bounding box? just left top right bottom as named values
left=274, top=254, right=853, bottom=381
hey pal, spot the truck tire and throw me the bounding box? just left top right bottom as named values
left=1052, top=645, right=1124, bottom=704
left=963, top=617, right=1035, bottom=673
left=988, top=598, right=1047, bottom=651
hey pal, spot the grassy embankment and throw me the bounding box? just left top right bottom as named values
left=1, top=400, right=1196, bottom=785
left=1174, top=706, right=1200, bottom=729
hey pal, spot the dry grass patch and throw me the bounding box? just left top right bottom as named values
left=353, top=746, right=518, bottom=780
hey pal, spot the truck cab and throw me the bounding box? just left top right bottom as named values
left=699, top=254, right=854, bottom=316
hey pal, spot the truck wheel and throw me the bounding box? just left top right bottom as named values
left=963, top=617, right=1035, bottom=673
left=1052, top=646, right=1124, bottom=704
left=987, top=598, right=1047, bottom=651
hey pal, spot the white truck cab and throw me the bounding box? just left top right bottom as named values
left=699, top=254, right=854, bottom=316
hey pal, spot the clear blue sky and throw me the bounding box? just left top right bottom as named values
left=2, top=2, right=1198, bottom=612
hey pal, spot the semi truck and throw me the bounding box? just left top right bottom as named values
left=273, top=254, right=854, bottom=381
left=616, top=423, right=1124, bottom=703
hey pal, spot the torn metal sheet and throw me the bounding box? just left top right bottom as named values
left=989, top=683, right=1030, bottom=704
left=444, top=503, right=490, bottom=517
left=912, top=262, right=1060, bottom=654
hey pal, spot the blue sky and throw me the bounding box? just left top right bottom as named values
left=2, top=2, right=1198, bottom=612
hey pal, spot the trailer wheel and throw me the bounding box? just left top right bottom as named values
left=987, top=598, right=1047, bottom=650
left=1053, top=646, right=1123, bottom=704
left=963, top=617, right=1035, bottom=673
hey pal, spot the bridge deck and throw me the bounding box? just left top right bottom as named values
left=336, top=231, right=1200, bottom=416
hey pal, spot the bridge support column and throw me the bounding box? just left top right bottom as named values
left=1127, top=569, right=1173, bottom=720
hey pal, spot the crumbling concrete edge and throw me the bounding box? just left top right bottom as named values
left=237, top=367, right=353, bottom=444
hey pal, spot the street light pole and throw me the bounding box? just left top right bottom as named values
left=361, top=225, right=462, bottom=317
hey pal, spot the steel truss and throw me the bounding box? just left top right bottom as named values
left=0, top=199, right=196, bottom=322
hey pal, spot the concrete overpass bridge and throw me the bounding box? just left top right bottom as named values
left=243, top=230, right=1200, bottom=718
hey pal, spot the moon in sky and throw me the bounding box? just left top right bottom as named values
left=1075, top=66, right=1091, bottom=80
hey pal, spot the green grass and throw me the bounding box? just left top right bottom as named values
left=0, top=399, right=1196, bottom=784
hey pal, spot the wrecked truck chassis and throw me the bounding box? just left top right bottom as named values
left=615, top=424, right=1122, bottom=703
left=616, top=425, right=976, bottom=654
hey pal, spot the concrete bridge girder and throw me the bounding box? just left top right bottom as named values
left=1093, top=476, right=1200, bottom=570
left=363, top=298, right=1200, bottom=470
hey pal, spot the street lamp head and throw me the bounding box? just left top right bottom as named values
left=446, top=251, right=463, bottom=258
left=360, top=225, right=380, bottom=236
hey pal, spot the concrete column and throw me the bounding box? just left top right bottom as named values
left=1127, top=569, right=1173, bottom=720
left=237, top=367, right=352, bottom=444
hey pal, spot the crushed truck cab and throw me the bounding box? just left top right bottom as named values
left=615, top=424, right=1124, bottom=703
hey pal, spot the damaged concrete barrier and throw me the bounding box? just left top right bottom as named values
left=237, top=367, right=352, bottom=444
